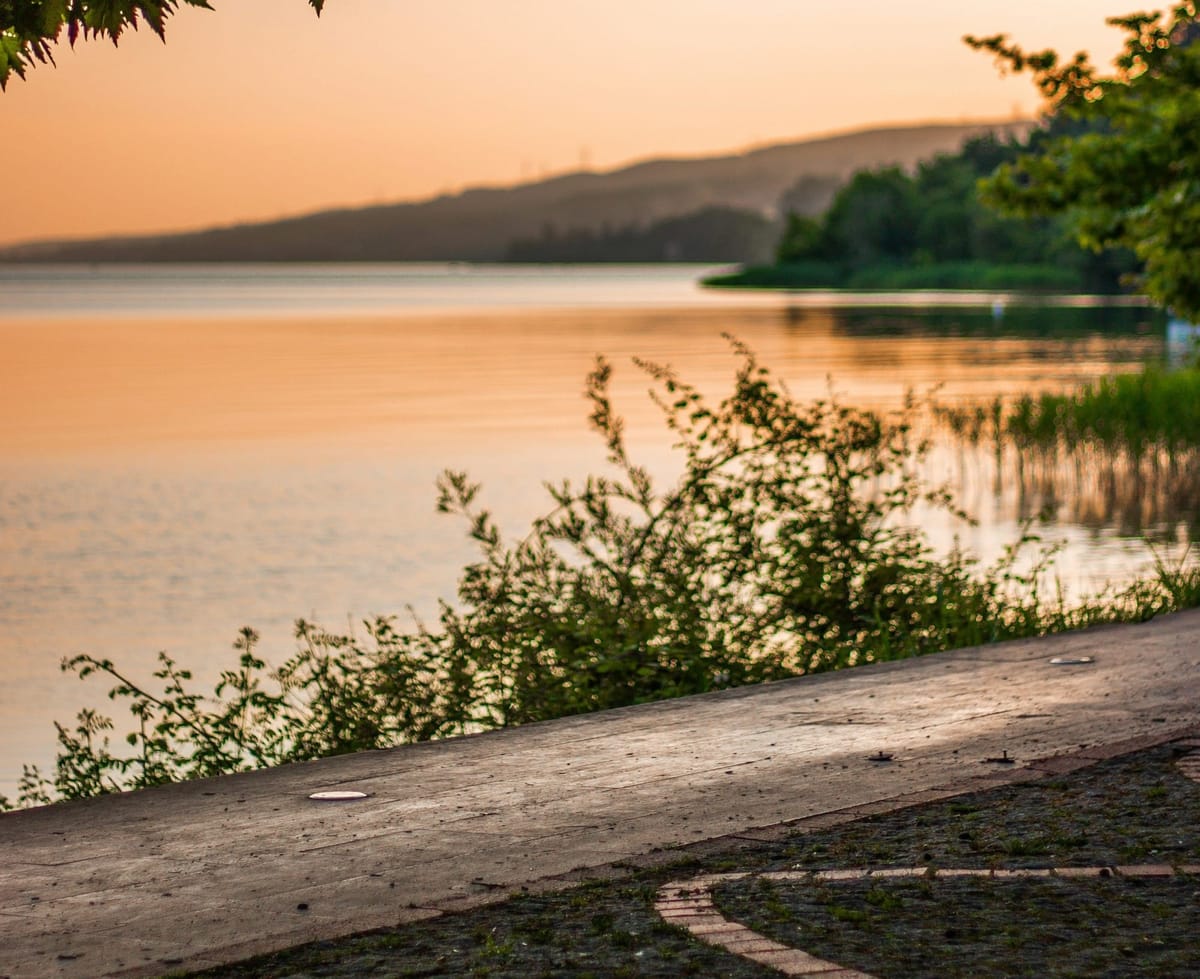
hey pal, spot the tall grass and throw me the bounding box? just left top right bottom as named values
left=942, top=365, right=1200, bottom=455
left=936, top=363, right=1200, bottom=538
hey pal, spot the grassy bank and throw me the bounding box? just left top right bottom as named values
left=703, top=260, right=1091, bottom=293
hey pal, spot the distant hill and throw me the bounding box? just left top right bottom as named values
left=1, top=121, right=1030, bottom=263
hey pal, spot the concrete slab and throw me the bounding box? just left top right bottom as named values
left=2, top=609, right=1199, bottom=978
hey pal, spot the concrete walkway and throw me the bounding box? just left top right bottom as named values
left=3, top=610, right=1199, bottom=979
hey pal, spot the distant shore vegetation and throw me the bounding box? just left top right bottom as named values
left=703, top=260, right=1087, bottom=293
left=705, top=133, right=1139, bottom=295
left=504, top=206, right=780, bottom=264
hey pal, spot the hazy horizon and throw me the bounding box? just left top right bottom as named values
left=2, top=1, right=1129, bottom=248
left=3, top=116, right=1024, bottom=249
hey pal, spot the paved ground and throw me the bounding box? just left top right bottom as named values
left=2, top=609, right=1199, bottom=979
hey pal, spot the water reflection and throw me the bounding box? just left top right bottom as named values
left=939, top=435, right=1200, bottom=543
left=814, top=302, right=1162, bottom=339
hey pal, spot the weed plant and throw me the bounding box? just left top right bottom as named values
left=6, top=342, right=1200, bottom=809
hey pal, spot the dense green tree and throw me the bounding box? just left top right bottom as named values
left=967, top=4, right=1200, bottom=320
left=821, top=167, right=921, bottom=267
left=912, top=143, right=1093, bottom=270
left=775, top=212, right=825, bottom=263
left=0, top=1, right=324, bottom=89
left=773, top=174, right=842, bottom=263
left=762, top=129, right=1137, bottom=292
left=912, top=156, right=978, bottom=263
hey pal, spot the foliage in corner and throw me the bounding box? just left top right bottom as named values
left=0, top=0, right=325, bottom=89
left=966, top=4, right=1200, bottom=321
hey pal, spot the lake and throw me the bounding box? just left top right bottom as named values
left=0, top=264, right=1177, bottom=795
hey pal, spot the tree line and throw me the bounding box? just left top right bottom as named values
left=770, top=131, right=1137, bottom=292
left=504, top=206, right=779, bottom=264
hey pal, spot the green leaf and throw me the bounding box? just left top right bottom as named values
left=40, top=0, right=70, bottom=36
left=0, top=1, right=316, bottom=88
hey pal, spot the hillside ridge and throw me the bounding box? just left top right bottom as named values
left=2, top=119, right=1030, bottom=263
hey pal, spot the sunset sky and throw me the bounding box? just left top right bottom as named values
left=2, top=0, right=1128, bottom=246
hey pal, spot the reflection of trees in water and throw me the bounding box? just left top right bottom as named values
left=938, top=423, right=1200, bottom=542
left=1010, top=445, right=1200, bottom=540
left=789, top=304, right=1164, bottom=339
left=783, top=305, right=1167, bottom=403
left=934, top=357, right=1200, bottom=539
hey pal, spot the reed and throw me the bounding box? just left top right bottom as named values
left=942, top=365, right=1200, bottom=455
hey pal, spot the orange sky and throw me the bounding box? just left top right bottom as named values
left=1, top=0, right=1126, bottom=246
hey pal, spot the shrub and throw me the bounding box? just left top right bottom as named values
left=6, top=340, right=1199, bottom=809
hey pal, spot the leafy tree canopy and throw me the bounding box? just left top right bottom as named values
left=967, top=4, right=1200, bottom=320
left=769, top=133, right=1134, bottom=294
left=0, top=1, right=324, bottom=89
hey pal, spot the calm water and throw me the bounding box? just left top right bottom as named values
left=0, top=264, right=1173, bottom=794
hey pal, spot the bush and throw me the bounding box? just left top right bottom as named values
left=6, top=341, right=1200, bottom=809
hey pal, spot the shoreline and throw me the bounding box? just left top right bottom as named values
left=700, top=260, right=1146, bottom=299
